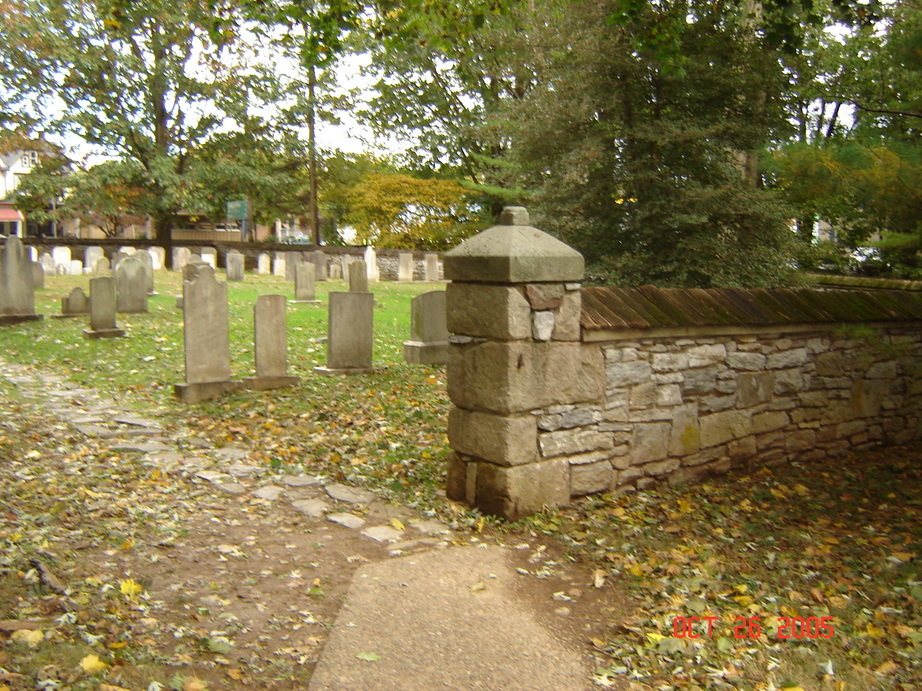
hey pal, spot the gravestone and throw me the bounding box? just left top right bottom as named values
left=28, top=247, right=37, bottom=262
left=94, top=257, right=110, bottom=274
left=244, top=294, right=299, bottom=390
left=83, top=276, right=123, bottom=338
left=40, top=253, right=54, bottom=274
left=115, top=255, right=148, bottom=313
left=273, top=252, right=287, bottom=278
left=397, top=251, right=414, bottom=282
left=55, top=287, right=90, bottom=318
left=135, top=249, right=154, bottom=293
left=111, top=250, right=128, bottom=271
left=403, top=291, right=449, bottom=365
left=348, top=261, right=369, bottom=293
left=149, top=246, right=165, bottom=271
left=257, top=252, right=271, bottom=275
left=69, top=259, right=84, bottom=276
left=173, top=247, right=191, bottom=272
left=425, top=252, right=440, bottom=282
left=312, top=251, right=327, bottom=281
left=32, top=262, right=44, bottom=290
left=315, top=292, right=375, bottom=374
left=330, top=263, right=343, bottom=280
left=84, top=246, right=104, bottom=270
left=285, top=253, right=298, bottom=281
left=0, top=236, right=42, bottom=324
left=119, top=246, right=136, bottom=256
left=226, top=250, right=245, bottom=282
left=364, top=246, right=379, bottom=282
left=199, top=247, right=217, bottom=269
left=293, top=262, right=320, bottom=303
left=174, top=263, right=241, bottom=402
left=52, top=246, right=71, bottom=274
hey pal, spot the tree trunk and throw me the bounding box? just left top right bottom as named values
left=307, top=63, right=321, bottom=246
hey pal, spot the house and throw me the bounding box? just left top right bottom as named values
left=0, top=149, right=39, bottom=235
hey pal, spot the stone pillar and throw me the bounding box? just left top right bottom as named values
left=397, top=251, right=414, bottom=282
left=403, top=290, right=449, bottom=365
left=84, top=277, right=124, bottom=338
left=443, top=206, right=601, bottom=519
left=175, top=263, right=241, bottom=402
left=348, top=261, right=368, bottom=293
left=315, top=292, right=376, bottom=374
left=364, top=246, right=379, bottom=282
left=424, top=252, right=439, bottom=281
left=244, top=294, right=299, bottom=390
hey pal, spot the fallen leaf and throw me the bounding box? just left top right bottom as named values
left=356, top=652, right=381, bottom=662
left=390, top=518, right=405, bottom=531
left=119, top=578, right=143, bottom=597
left=183, top=680, right=207, bottom=691
left=874, top=660, right=898, bottom=675
left=592, top=569, right=606, bottom=588
left=10, top=629, right=43, bottom=647
left=79, top=654, right=107, bottom=675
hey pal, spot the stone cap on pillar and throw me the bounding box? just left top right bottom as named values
left=444, top=206, right=584, bottom=283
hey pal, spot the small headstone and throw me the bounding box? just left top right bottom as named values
left=273, top=252, right=287, bottom=278
left=257, top=252, right=271, bottom=275
left=115, top=255, right=148, bottom=313
left=31, top=262, right=44, bottom=289
left=286, top=253, right=299, bottom=281
left=315, top=292, right=376, bottom=374
left=70, top=259, right=84, bottom=275
left=58, top=287, right=90, bottom=317
left=225, top=250, right=245, bottom=282
left=312, top=250, right=327, bottom=282
left=111, top=250, right=128, bottom=271
left=136, top=249, right=154, bottom=293
left=199, top=247, right=217, bottom=269
left=425, top=252, right=440, bottom=281
left=94, top=257, right=110, bottom=274
left=293, top=262, right=319, bottom=303
left=40, top=252, right=54, bottom=274
left=397, top=251, right=414, bottom=282
left=364, top=246, right=379, bottom=282
left=348, top=261, right=369, bottom=293
left=329, top=263, right=343, bottom=280
left=83, top=276, right=124, bottom=338
left=403, top=290, right=449, bottom=365
left=174, top=263, right=241, bottom=402
left=119, top=245, right=137, bottom=256
left=173, top=247, right=191, bottom=272
left=84, top=246, right=104, bottom=270
left=52, top=246, right=71, bottom=273
left=0, top=236, right=42, bottom=324
left=149, top=246, right=165, bottom=270
left=244, top=294, right=298, bottom=390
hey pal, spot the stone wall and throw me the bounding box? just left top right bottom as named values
left=534, top=326, right=922, bottom=498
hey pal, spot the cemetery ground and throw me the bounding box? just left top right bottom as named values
left=0, top=272, right=917, bottom=690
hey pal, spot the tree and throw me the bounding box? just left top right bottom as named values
left=0, top=0, right=279, bottom=254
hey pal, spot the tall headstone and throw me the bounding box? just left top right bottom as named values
left=425, top=252, right=440, bottom=282
left=225, top=250, right=245, bottom=282
left=364, top=246, right=379, bottom=282
left=40, top=252, right=54, bottom=274
left=32, top=262, right=44, bottom=290
left=173, top=247, right=191, bottom=272
left=84, top=246, right=104, bottom=270
left=0, top=236, right=42, bottom=324
left=55, top=287, right=90, bottom=318
left=149, top=246, right=165, bottom=271
left=273, top=252, right=287, bottom=278
left=312, top=250, right=327, bottom=282
left=69, top=259, right=84, bottom=276
left=403, top=291, right=450, bottom=365
left=257, top=252, right=271, bottom=275
left=94, top=257, right=111, bottom=274
left=135, top=249, right=155, bottom=293
left=293, top=262, right=320, bottom=303
left=52, top=246, right=71, bottom=274
left=83, top=276, right=123, bottom=338
left=244, top=294, right=299, bottom=390
left=348, top=261, right=368, bottom=293
left=115, top=255, right=148, bottom=313
left=397, top=251, right=414, bottom=282
left=199, top=247, right=217, bottom=269
left=285, top=253, right=298, bottom=281
left=174, top=263, right=241, bottom=402
left=316, top=292, right=375, bottom=374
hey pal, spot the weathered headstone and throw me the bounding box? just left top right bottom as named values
left=257, top=252, right=271, bottom=275
left=111, top=250, right=129, bottom=271
left=348, top=260, right=369, bottom=293
left=32, top=262, right=44, bottom=290
left=199, top=247, right=217, bottom=269
left=174, top=263, right=241, bottom=402
left=173, top=247, right=191, bottom=272
left=312, top=250, right=327, bottom=282
left=0, top=236, right=42, bottom=324
left=397, top=251, right=414, bottom=282
left=119, top=246, right=137, bottom=256
left=149, top=246, right=165, bottom=271
left=285, top=253, right=298, bottom=281
left=94, top=256, right=111, bottom=274
left=40, top=252, right=54, bottom=274
left=52, top=246, right=71, bottom=274
left=83, top=276, right=123, bottom=338
left=425, top=252, right=440, bottom=282
left=84, top=246, right=104, bottom=270
left=273, top=252, right=287, bottom=278
left=316, top=292, right=375, bottom=374
left=364, top=245, right=379, bottom=282
left=293, top=262, right=320, bottom=303
left=115, top=255, right=148, bottom=313
left=403, top=290, right=449, bottom=365
left=244, top=294, right=299, bottom=390
left=225, top=250, right=245, bottom=282
left=329, top=263, right=343, bottom=280
left=69, top=259, right=84, bottom=276
left=55, top=287, right=90, bottom=318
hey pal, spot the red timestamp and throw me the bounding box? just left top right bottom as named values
left=672, top=616, right=835, bottom=640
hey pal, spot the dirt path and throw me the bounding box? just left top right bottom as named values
left=0, top=361, right=621, bottom=690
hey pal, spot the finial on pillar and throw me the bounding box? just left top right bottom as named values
left=499, top=206, right=529, bottom=226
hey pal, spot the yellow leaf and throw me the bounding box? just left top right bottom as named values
left=11, top=629, right=43, bottom=647
left=183, top=680, right=207, bottom=691
left=781, top=686, right=805, bottom=691
left=875, top=660, right=898, bottom=675
left=895, top=624, right=915, bottom=637
left=475, top=516, right=486, bottom=533
left=793, top=484, right=809, bottom=496
left=226, top=668, right=244, bottom=680
left=391, top=518, right=405, bottom=531
left=611, top=507, right=627, bottom=518
left=119, top=538, right=134, bottom=551
left=627, top=563, right=644, bottom=577
left=733, top=595, right=754, bottom=607
left=79, top=654, right=107, bottom=675
left=865, top=622, right=885, bottom=638
left=645, top=632, right=665, bottom=644
left=107, top=641, right=127, bottom=649
left=151, top=468, right=162, bottom=481
left=119, top=578, right=143, bottom=597
left=769, top=488, right=786, bottom=500
left=677, top=499, right=694, bottom=513
left=733, top=584, right=748, bottom=594
left=780, top=605, right=798, bottom=617
left=891, top=552, right=914, bottom=562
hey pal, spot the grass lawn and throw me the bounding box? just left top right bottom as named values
left=0, top=269, right=919, bottom=689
